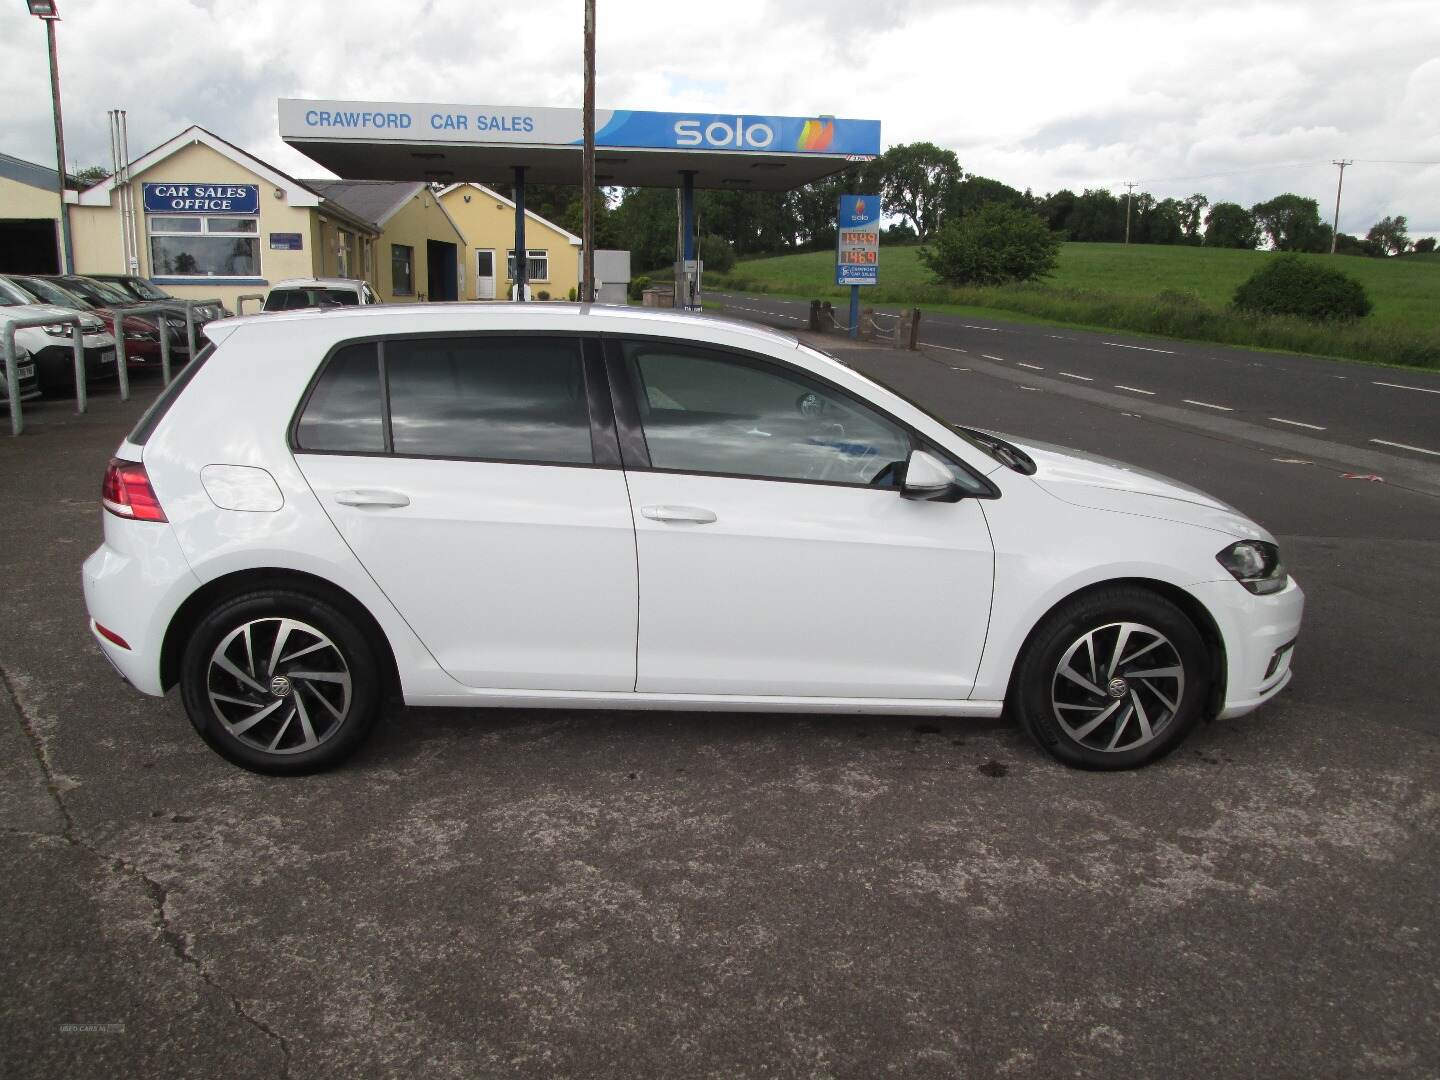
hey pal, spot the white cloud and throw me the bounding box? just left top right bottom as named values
left=1, top=0, right=1436, bottom=233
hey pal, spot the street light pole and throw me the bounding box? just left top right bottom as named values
left=28, top=1, right=73, bottom=273
left=581, top=0, right=596, bottom=303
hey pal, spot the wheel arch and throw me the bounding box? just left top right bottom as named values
left=160, top=567, right=401, bottom=698
left=1002, top=576, right=1227, bottom=719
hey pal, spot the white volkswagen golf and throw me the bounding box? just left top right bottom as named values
left=83, top=304, right=1302, bottom=774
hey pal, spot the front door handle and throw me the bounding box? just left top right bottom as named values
left=641, top=504, right=717, bottom=524
left=335, top=489, right=411, bottom=508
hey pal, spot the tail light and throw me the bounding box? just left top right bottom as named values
left=102, top=458, right=168, bottom=522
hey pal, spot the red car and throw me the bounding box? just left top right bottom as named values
left=3, top=275, right=167, bottom=371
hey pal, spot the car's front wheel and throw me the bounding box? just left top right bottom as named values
left=1014, top=586, right=1211, bottom=769
left=179, top=589, right=382, bottom=774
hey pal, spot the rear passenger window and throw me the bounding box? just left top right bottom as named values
left=295, top=343, right=385, bottom=452
left=385, top=336, right=591, bottom=464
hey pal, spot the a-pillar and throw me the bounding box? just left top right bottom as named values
left=513, top=165, right=527, bottom=302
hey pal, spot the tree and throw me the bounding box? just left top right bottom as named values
left=72, top=164, right=109, bottom=190
left=941, top=173, right=1031, bottom=222
left=1204, top=202, right=1260, bottom=249
left=1365, top=215, right=1410, bottom=256
left=1415, top=237, right=1437, bottom=254
left=1232, top=254, right=1371, bottom=321
left=1179, top=193, right=1209, bottom=244
left=1066, top=188, right=1125, bottom=242
left=920, top=204, right=1060, bottom=286
left=877, top=141, right=961, bottom=241
left=1038, top=189, right=1078, bottom=236
left=1140, top=197, right=1185, bottom=245
left=1334, top=232, right=1370, bottom=256
left=1250, top=194, right=1328, bottom=252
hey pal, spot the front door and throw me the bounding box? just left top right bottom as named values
left=474, top=250, right=496, bottom=300
left=294, top=334, right=636, bottom=691
left=611, top=339, right=995, bottom=699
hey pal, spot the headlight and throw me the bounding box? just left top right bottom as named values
left=41, top=323, right=75, bottom=337
left=1217, top=540, right=1287, bottom=595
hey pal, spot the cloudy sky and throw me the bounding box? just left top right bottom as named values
left=2, top=0, right=1437, bottom=236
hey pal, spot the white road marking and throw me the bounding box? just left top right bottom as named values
left=981, top=353, right=1008, bottom=362
left=962, top=324, right=1003, bottom=331
left=1103, top=342, right=1176, bottom=354
left=1273, top=458, right=1312, bottom=464
left=1059, top=372, right=1094, bottom=382
left=1370, top=438, right=1440, bottom=457
left=1017, top=362, right=1045, bottom=371
left=1019, top=386, right=1042, bottom=392
left=1269, top=417, right=1326, bottom=431
left=1115, top=385, right=1155, bottom=395
left=1373, top=380, right=1440, bottom=395
left=922, top=342, right=966, bottom=353
left=1184, top=399, right=1234, bottom=412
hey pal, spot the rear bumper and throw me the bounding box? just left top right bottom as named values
left=82, top=516, right=200, bottom=697
left=1188, top=576, right=1305, bottom=720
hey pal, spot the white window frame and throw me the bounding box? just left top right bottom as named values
left=147, top=213, right=260, bottom=280
left=506, top=248, right=549, bottom=283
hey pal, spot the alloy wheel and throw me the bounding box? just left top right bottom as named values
left=1050, top=621, right=1186, bottom=753
left=205, top=617, right=352, bottom=755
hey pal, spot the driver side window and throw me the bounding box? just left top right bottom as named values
left=622, top=342, right=911, bottom=486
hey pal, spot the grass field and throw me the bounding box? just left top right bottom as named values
left=707, top=243, right=1440, bottom=368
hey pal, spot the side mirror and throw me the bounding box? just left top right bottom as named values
left=901, top=448, right=963, bottom=502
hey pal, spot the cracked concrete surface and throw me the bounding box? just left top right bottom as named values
left=1, top=368, right=1437, bottom=1078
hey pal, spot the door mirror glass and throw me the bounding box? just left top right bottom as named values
left=902, top=448, right=963, bottom=502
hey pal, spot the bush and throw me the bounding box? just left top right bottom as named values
left=628, top=275, right=652, bottom=302
left=699, top=234, right=736, bottom=273
left=920, top=204, right=1060, bottom=286
left=536, top=289, right=550, bottom=301
left=568, top=286, right=578, bottom=301
left=1232, top=254, right=1372, bottom=321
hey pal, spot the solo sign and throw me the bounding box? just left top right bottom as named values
left=143, top=183, right=260, bottom=215
left=836, top=194, right=879, bottom=285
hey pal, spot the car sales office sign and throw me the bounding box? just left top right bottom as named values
left=836, top=194, right=879, bottom=285
left=142, top=184, right=260, bottom=214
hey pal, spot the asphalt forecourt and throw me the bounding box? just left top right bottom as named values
left=3, top=364, right=1438, bottom=1079
left=713, top=291, right=1440, bottom=474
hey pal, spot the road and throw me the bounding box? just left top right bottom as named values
left=713, top=292, right=1440, bottom=489
left=2, top=337, right=1438, bottom=1079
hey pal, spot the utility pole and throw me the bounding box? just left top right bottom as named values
left=580, top=0, right=596, bottom=303
left=1329, top=159, right=1352, bottom=254
left=1124, top=181, right=1137, bottom=245
left=27, top=1, right=72, bottom=273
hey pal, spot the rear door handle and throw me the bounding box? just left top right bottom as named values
left=641, top=504, right=717, bottom=524
left=335, top=489, right=410, bottom=508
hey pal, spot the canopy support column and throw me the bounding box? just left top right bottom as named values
left=513, top=165, right=527, bottom=302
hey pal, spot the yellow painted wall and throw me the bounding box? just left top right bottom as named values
left=0, top=175, right=62, bottom=220
left=438, top=184, right=581, bottom=301
left=372, top=187, right=465, bottom=303
left=69, top=139, right=320, bottom=313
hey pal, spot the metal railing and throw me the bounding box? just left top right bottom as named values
left=236, top=293, right=264, bottom=315
left=113, top=297, right=219, bottom=387
left=4, top=312, right=86, bottom=436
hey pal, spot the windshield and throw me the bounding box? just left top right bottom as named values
left=63, top=277, right=130, bottom=305
left=131, top=279, right=171, bottom=300
left=0, top=278, right=37, bottom=306
left=13, top=277, right=86, bottom=309
left=264, top=287, right=360, bottom=311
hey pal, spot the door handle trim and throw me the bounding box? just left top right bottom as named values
left=640, top=504, right=717, bottom=524
left=334, top=489, right=411, bottom=508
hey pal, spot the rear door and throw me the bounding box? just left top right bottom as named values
left=294, top=333, right=638, bottom=691
left=608, top=337, right=996, bottom=700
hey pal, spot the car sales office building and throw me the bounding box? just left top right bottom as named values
left=64, top=125, right=584, bottom=312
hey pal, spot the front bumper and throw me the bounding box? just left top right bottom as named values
left=32, top=336, right=119, bottom=390
left=1188, top=575, right=1305, bottom=720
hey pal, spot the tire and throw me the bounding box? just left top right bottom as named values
left=1013, top=586, right=1210, bottom=770
left=179, top=589, right=383, bottom=775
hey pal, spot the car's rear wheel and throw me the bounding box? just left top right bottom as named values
left=1014, top=586, right=1210, bottom=769
left=179, top=589, right=381, bottom=774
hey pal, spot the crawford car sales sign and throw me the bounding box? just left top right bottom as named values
left=143, top=183, right=260, bottom=215
left=836, top=194, right=879, bottom=286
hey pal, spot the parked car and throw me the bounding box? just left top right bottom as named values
left=83, top=305, right=1303, bottom=775
left=85, top=274, right=229, bottom=326
left=0, top=307, right=42, bottom=402
left=49, top=275, right=194, bottom=362
left=0, top=276, right=116, bottom=393
left=2, top=273, right=166, bottom=376
left=261, top=278, right=380, bottom=312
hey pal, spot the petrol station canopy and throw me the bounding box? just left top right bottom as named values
left=279, top=99, right=881, bottom=190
